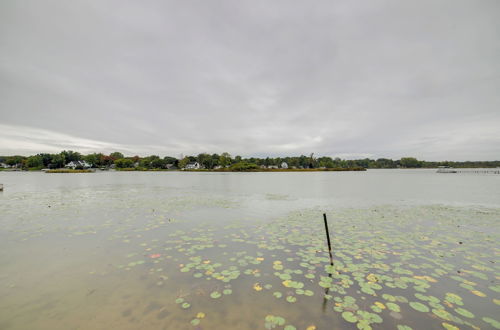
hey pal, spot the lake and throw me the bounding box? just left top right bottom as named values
left=0, top=170, right=499, bottom=329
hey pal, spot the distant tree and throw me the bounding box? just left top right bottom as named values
left=400, top=157, right=421, bottom=168
left=60, top=150, right=81, bottom=162
left=100, top=155, right=114, bottom=167
left=25, top=155, right=43, bottom=169
left=317, top=157, right=334, bottom=168
left=150, top=156, right=166, bottom=168
left=229, top=162, right=259, bottom=171
left=163, top=156, right=178, bottom=167
left=39, top=153, right=53, bottom=167
left=197, top=153, right=212, bottom=169
left=178, top=157, right=190, bottom=169
left=109, top=152, right=124, bottom=160
left=308, top=153, right=316, bottom=168
left=50, top=154, right=65, bottom=168
left=219, top=152, right=232, bottom=167
left=84, top=153, right=99, bottom=167
left=355, top=158, right=370, bottom=168
left=211, top=154, right=220, bottom=167
left=114, top=158, right=134, bottom=168
left=375, top=158, right=394, bottom=168
left=139, top=158, right=150, bottom=168
left=6, top=155, right=26, bottom=167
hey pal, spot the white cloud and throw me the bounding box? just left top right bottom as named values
left=0, top=0, right=499, bottom=160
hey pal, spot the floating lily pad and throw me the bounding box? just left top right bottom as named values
left=397, top=325, right=412, bottom=330
left=342, top=312, right=357, bottom=323
left=454, top=307, right=474, bottom=318
left=482, top=317, right=500, bottom=329
left=409, top=302, right=429, bottom=313
left=442, top=322, right=459, bottom=330
left=210, top=291, right=221, bottom=299
left=387, top=302, right=401, bottom=313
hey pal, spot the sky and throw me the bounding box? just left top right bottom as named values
left=1, top=0, right=499, bottom=161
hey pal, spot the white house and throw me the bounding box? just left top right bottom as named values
left=0, top=163, right=11, bottom=168
left=280, top=162, right=288, bottom=169
left=185, top=162, right=200, bottom=170
left=65, top=160, right=92, bottom=169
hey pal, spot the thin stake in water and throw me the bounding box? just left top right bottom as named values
left=323, top=213, right=334, bottom=266
left=322, top=213, right=334, bottom=312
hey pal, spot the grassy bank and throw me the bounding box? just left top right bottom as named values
left=116, top=167, right=174, bottom=171
left=115, top=166, right=366, bottom=172
left=186, top=167, right=367, bottom=172
left=45, top=169, right=93, bottom=173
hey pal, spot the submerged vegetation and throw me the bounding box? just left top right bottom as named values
left=1, top=183, right=498, bottom=329
left=45, top=169, right=93, bottom=173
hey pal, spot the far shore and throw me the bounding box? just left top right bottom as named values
left=0, top=167, right=367, bottom=173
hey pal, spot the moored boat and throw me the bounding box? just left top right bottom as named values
left=437, top=166, right=457, bottom=173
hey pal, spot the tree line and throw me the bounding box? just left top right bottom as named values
left=1, top=151, right=499, bottom=170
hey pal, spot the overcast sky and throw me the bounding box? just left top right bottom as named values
left=1, top=1, right=499, bottom=160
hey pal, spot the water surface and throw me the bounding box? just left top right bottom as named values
left=0, top=170, right=499, bottom=329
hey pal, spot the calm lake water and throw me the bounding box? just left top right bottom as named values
left=0, top=170, right=499, bottom=330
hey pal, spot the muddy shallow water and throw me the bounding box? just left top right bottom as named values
left=0, top=170, right=499, bottom=329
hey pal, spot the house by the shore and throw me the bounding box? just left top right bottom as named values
left=185, top=162, right=201, bottom=170
left=65, top=160, right=92, bottom=169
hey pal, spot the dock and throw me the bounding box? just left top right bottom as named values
left=454, top=169, right=500, bottom=174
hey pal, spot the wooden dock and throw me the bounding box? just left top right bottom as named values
left=455, top=170, right=500, bottom=174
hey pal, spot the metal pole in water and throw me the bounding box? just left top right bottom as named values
left=323, top=213, right=334, bottom=266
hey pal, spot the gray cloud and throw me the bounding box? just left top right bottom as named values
left=1, top=0, right=499, bottom=160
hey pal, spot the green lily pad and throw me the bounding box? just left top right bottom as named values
left=210, top=291, right=221, bottom=299
left=482, top=317, right=500, bottom=329
left=409, top=301, right=429, bottom=313
left=387, top=302, right=401, bottom=312
left=432, top=309, right=452, bottom=321
left=397, top=325, right=412, bottom=330
left=342, top=311, right=357, bottom=323
left=454, top=308, right=474, bottom=318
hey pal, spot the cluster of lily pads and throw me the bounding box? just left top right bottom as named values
left=2, top=186, right=499, bottom=329
left=109, top=205, right=500, bottom=329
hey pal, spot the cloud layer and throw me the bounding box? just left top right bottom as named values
left=1, top=0, right=499, bottom=160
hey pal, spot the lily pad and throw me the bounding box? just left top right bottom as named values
left=454, top=307, right=474, bottom=318
left=210, top=291, right=221, bottom=299
left=409, top=301, right=429, bottom=313
left=342, top=311, right=357, bottom=323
